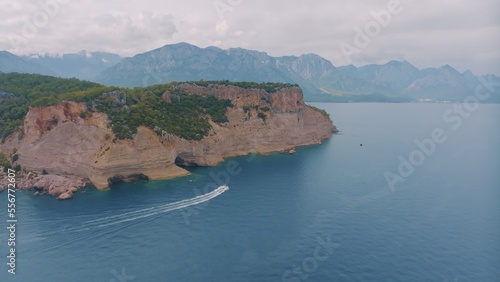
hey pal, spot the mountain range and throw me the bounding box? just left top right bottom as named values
left=24, top=51, right=122, bottom=81
left=0, top=51, right=55, bottom=76
left=1, top=43, right=498, bottom=103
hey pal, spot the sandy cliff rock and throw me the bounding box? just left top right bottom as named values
left=0, top=85, right=335, bottom=194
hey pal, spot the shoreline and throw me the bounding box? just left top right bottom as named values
left=0, top=139, right=331, bottom=200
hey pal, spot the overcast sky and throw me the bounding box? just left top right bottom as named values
left=1, top=0, right=499, bottom=75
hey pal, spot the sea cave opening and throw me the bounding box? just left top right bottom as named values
left=175, top=152, right=199, bottom=168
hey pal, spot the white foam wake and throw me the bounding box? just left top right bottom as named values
left=24, top=185, right=228, bottom=244
left=73, top=185, right=228, bottom=230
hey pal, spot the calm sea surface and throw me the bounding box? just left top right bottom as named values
left=1, top=103, right=499, bottom=281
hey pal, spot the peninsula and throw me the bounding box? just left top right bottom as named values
left=0, top=74, right=336, bottom=199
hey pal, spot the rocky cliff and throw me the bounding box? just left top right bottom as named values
left=0, top=84, right=335, bottom=197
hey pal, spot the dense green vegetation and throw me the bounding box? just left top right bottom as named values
left=90, top=87, right=232, bottom=140
left=0, top=73, right=235, bottom=141
left=0, top=152, right=10, bottom=168
left=308, top=105, right=330, bottom=118
left=0, top=73, right=105, bottom=139
left=192, top=80, right=299, bottom=93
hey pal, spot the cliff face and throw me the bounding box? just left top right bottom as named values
left=0, top=85, right=335, bottom=191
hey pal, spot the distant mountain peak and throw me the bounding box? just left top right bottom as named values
left=0, top=50, right=16, bottom=57
left=18, top=50, right=122, bottom=80
left=0, top=51, right=56, bottom=75
left=77, top=50, right=93, bottom=58
left=384, top=60, right=417, bottom=69
left=226, top=47, right=269, bottom=58
left=158, top=42, right=201, bottom=51
left=439, top=64, right=457, bottom=72
left=169, top=42, right=198, bottom=47
left=463, top=69, right=474, bottom=75
left=440, top=64, right=451, bottom=69
left=299, top=53, right=323, bottom=59
left=386, top=59, right=406, bottom=65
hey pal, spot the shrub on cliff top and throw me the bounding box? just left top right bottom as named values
left=0, top=153, right=10, bottom=167
left=308, top=105, right=330, bottom=118
left=258, top=112, right=267, bottom=121
left=191, top=80, right=299, bottom=93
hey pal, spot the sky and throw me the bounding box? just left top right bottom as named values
left=1, top=0, right=499, bottom=75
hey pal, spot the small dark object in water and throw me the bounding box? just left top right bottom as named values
left=360, top=144, right=363, bottom=146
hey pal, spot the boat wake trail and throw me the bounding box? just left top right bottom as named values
left=24, top=185, right=228, bottom=244
left=78, top=185, right=228, bottom=229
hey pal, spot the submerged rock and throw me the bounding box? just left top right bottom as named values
left=58, top=190, right=73, bottom=200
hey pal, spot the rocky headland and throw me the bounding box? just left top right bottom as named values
left=0, top=83, right=335, bottom=199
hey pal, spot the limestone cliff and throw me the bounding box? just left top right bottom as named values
left=0, top=84, right=335, bottom=194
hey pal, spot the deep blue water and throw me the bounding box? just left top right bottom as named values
left=1, top=103, right=499, bottom=281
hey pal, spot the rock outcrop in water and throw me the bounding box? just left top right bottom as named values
left=0, top=171, right=86, bottom=200
left=0, top=84, right=335, bottom=196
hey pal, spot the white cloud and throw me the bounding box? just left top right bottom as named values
left=215, top=20, right=229, bottom=36
left=0, top=0, right=499, bottom=74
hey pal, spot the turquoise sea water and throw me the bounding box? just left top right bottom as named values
left=1, top=103, right=499, bottom=281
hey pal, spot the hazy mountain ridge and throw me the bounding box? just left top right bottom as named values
left=340, top=60, right=423, bottom=92
left=95, top=43, right=403, bottom=100
left=96, top=43, right=295, bottom=87
left=2, top=43, right=498, bottom=102
left=95, top=43, right=498, bottom=102
left=0, top=51, right=56, bottom=76
left=24, top=51, right=122, bottom=80
left=403, top=65, right=472, bottom=100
